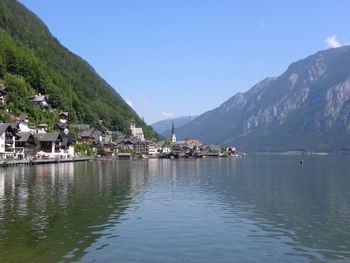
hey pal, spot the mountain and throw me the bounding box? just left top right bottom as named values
left=151, top=116, right=197, bottom=136
left=0, top=0, right=157, bottom=138
left=175, top=46, right=350, bottom=152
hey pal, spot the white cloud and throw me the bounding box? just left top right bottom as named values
left=325, top=35, right=341, bottom=48
left=259, top=21, right=265, bottom=27
left=161, top=112, right=173, bottom=118
left=126, top=99, right=133, bottom=108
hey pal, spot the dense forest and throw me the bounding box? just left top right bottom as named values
left=0, top=0, right=158, bottom=139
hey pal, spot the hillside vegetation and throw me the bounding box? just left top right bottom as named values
left=0, top=0, right=157, bottom=138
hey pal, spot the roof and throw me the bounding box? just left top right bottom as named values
left=93, top=130, right=103, bottom=144
left=173, top=140, right=186, bottom=145
left=134, top=140, right=150, bottom=145
left=93, top=130, right=102, bottom=136
left=17, top=132, right=33, bottom=142
left=8, top=123, right=19, bottom=130
left=80, top=130, right=92, bottom=138
left=0, top=123, right=20, bottom=137
left=55, top=123, right=67, bottom=130
left=17, top=132, right=31, bottom=142
left=59, top=112, right=69, bottom=117
left=208, top=144, right=221, bottom=152
left=70, top=124, right=90, bottom=131
left=185, top=139, right=202, bottom=146
left=31, top=95, right=48, bottom=102
left=0, top=124, right=11, bottom=134
left=60, top=132, right=74, bottom=146
left=35, top=132, right=60, bottom=142
left=19, top=115, right=28, bottom=122
left=115, top=135, right=139, bottom=145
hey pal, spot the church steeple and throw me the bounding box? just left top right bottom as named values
left=171, top=121, right=176, bottom=143
left=130, top=118, right=136, bottom=130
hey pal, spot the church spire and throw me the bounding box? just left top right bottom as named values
left=171, top=121, right=176, bottom=143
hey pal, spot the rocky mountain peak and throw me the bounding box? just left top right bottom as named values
left=175, top=46, right=350, bottom=151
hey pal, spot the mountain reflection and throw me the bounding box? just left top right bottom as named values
left=192, top=156, right=350, bottom=261
left=1, top=157, right=350, bottom=262
left=0, top=161, right=143, bottom=262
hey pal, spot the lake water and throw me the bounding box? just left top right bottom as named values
left=0, top=156, right=350, bottom=262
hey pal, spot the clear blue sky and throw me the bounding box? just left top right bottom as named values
left=19, top=0, right=350, bottom=124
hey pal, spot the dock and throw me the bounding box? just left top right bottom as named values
left=0, top=157, right=91, bottom=167
left=117, top=153, right=132, bottom=160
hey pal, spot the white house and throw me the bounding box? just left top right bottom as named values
left=37, top=124, right=48, bottom=134
left=162, top=147, right=171, bottom=154
left=18, top=116, right=34, bottom=132
left=59, top=112, right=69, bottom=124
left=0, top=124, right=17, bottom=159
left=34, top=133, right=61, bottom=155
left=148, top=144, right=158, bottom=156
left=34, top=131, right=75, bottom=158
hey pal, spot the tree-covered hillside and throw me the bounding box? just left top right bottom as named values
left=0, top=0, right=157, bottom=138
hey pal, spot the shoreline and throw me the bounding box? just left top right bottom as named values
left=0, top=157, right=91, bottom=167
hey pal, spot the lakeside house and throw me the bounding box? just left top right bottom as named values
left=60, top=130, right=75, bottom=157
left=34, top=132, right=61, bottom=155
left=15, top=132, right=35, bottom=159
left=0, top=109, right=76, bottom=160
left=70, top=124, right=93, bottom=145
left=115, top=135, right=136, bottom=151
left=162, top=147, right=171, bottom=154
left=148, top=144, right=158, bottom=156
left=34, top=131, right=74, bottom=158
left=0, top=124, right=18, bottom=159
left=115, top=134, right=159, bottom=157
left=80, top=130, right=94, bottom=145
left=70, top=124, right=111, bottom=147
left=0, top=109, right=236, bottom=160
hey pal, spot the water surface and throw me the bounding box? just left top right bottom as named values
left=0, top=156, right=350, bottom=262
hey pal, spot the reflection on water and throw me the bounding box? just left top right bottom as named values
left=0, top=157, right=350, bottom=262
left=0, top=161, right=135, bottom=262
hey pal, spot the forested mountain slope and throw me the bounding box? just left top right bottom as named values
left=0, top=0, right=157, bottom=138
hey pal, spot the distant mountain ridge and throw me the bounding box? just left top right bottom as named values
left=151, top=116, right=197, bottom=137
left=175, top=46, right=350, bottom=151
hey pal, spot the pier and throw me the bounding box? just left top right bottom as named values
left=0, top=157, right=91, bottom=167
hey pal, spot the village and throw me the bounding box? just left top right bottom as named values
left=0, top=86, right=237, bottom=164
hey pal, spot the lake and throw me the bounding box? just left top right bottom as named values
left=0, top=156, right=350, bottom=262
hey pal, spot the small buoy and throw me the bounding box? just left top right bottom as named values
left=299, top=160, right=304, bottom=165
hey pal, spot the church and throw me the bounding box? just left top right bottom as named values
left=130, top=119, right=145, bottom=141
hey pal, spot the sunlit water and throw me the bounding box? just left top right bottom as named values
left=0, top=156, right=350, bottom=262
